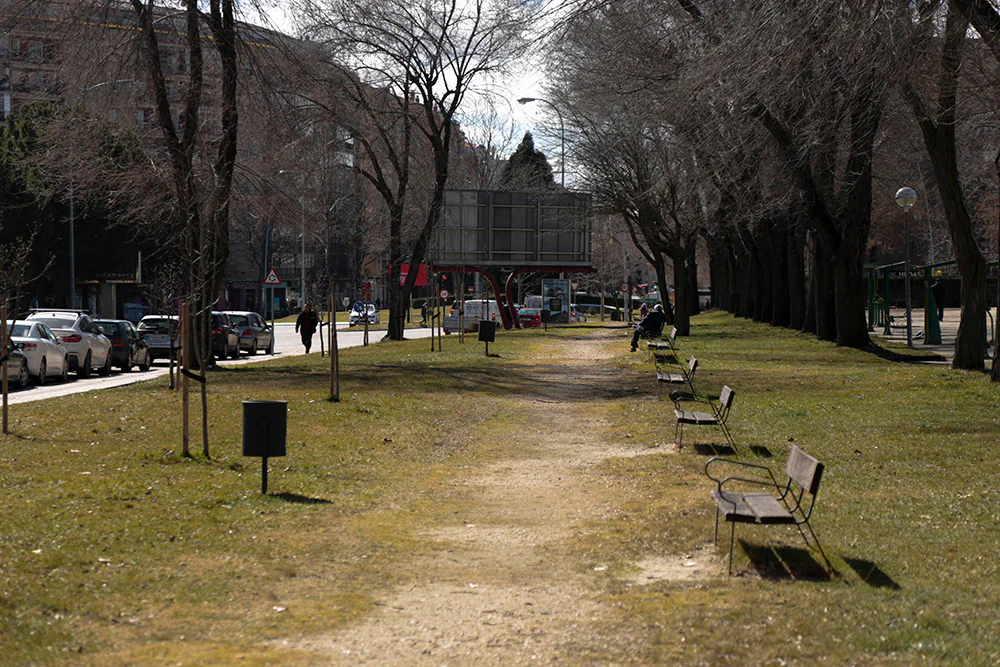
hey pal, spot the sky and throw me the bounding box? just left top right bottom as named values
left=244, top=3, right=559, bottom=163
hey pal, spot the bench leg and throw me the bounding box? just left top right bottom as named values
left=719, top=421, right=736, bottom=450
left=728, top=521, right=736, bottom=575
left=714, top=507, right=720, bottom=544
left=676, top=420, right=684, bottom=449
left=797, top=521, right=836, bottom=575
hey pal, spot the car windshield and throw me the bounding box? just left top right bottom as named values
left=228, top=314, right=249, bottom=327
left=139, top=318, right=177, bottom=333
left=33, top=317, right=76, bottom=329
left=7, top=323, right=31, bottom=337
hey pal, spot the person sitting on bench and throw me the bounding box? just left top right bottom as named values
left=630, top=303, right=667, bottom=351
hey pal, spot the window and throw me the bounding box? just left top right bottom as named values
left=27, top=40, right=42, bottom=63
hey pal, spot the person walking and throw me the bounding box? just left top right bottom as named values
left=295, top=303, right=320, bottom=353
left=630, top=304, right=667, bottom=351
left=420, top=301, right=429, bottom=326
left=930, top=279, right=946, bottom=322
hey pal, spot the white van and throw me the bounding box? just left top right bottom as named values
left=443, top=299, right=503, bottom=333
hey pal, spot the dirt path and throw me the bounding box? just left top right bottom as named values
left=285, top=330, right=707, bottom=664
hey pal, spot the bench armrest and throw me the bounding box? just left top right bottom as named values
left=705, top=457, right=779, bottom=487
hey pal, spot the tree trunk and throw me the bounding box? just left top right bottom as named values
left=653, top=257, right=674, bottom=325
left=753, top=223, right=772, bottom=323
left=832, top=249, right=870, bottom=348
left=770, top=221, right=790, bottom=327
left=686, top=235, right=700, bottom=317
left=814, top=238, right=837, bottom=341
left=672, top=248, right=690, bottom=336
left=788, top=225, right=807, bottom=330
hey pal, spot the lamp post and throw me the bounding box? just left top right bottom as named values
left=278, top=170, right=308, bottom=311
left=69, top=79, right=136, bottom=309
left=517, top=97, right=565, bottom=188
left=895, top=187, right=918, bottom=348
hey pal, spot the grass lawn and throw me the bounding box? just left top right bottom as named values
left=2, top=311, right=999, bottom=663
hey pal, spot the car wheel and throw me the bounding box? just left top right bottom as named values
left=249, top=339, right=258, bottom=355
left=139, top=351, right=151, bottom=372
left=16, top=363, right=30, bottom=389
left=60, top=357, right=69, bottom=382
left=36, top=359, right=47, bottom=386
left=98, top=351, right=112, bottom=377
left=229, top=341, right=240, bottom=359
left=78, top=351, right=92, bottom=378
left=120, top=350, right=133, bottom=372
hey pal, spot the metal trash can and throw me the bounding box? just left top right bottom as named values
left=242, top=400, right=287, bottom=458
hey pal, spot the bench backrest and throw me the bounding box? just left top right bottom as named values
left=669, top=327, right=678, bottom=344
left=688, top=356, right=698, bottom=374
left=719, top=385, right=734, bottom=410
left=786, top=445, right=823, bottom=495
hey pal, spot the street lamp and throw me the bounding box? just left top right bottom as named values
left=68, top=79, right=137, bottom=309
left=895, top=187, right=918, bottom=348
left=278, top=170, right=308, bottom=311
left=517, top=97, right=565, bottom=188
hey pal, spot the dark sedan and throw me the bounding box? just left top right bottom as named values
left=95, top=319, right=151, bottom=372
left=211, top=312, right=240, bottom=361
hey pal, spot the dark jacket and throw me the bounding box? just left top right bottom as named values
left=637, top=310, right=667, bottom=335
left=295, top=310, right=319, bottom=336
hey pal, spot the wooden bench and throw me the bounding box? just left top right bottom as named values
left=657, top=355, right=697, bottom=390
left=705, top=446, right=831, bottom=574
left=674, top=385, right=736, bottom=450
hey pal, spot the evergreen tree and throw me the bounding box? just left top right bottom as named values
left=500, top=132, right=555, bottom=190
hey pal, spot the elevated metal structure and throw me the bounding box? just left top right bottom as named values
left=432, top=189, right=593, bottom=329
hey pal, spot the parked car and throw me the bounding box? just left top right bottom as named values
left=137, top=315, right=181, bottom=363
left=25, top=310, right=112, bottom=378
left=211, top=312, right=240, bottom=361
left=224, top=311, right=274, bottom=355
left=95, top=319, right=151, bottom=372
left=517, top=307, right=543, bottom=328
left=349, top=302, right=380, bottom=326
left=4, top=342, right=31, bottom=390
left=5, top=320, right=69, bottom=384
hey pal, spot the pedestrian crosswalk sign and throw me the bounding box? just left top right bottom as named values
left=264, top=267, right=281, bottom=285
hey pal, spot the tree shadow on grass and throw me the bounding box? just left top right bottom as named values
left=865, top=342, right=946, bottom=364
left=740, top=542, right=832, bottom=581
left=843, top=556, right=901, bottom=590
left=271, top=492, right=333, bottom=505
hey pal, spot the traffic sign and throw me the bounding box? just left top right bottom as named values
left=467, top=285, right=475, bottom=293
left=264, top=267, right=281, bottom=285
left=440, top=289, right=450, bottom=299
left=620, top=282, right=630, bottom=293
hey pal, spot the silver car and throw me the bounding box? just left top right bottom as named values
left=25, top=310, right=112, bottom=378
left=137, top=315, right=181, bottom=362
left=224, top=311, right=274, bottom=355
left=5, top=320, right=70, bottom=384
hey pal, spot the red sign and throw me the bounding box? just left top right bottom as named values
left=397, top=263, right=428, bottom=287
left=467, top=286, right=474, bottom=293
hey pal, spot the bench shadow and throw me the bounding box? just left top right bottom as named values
left=741, top=543, right=832, bottom=581
left=865, top=342, right=946, bottom=364
left=692, top=443, right=737, bottom=457
left=843, top=556, right=901, bottom=590
left=749, top=445, right=774, bottom=458
left=271, top=492, right=333, bottom=505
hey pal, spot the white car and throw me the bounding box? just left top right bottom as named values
left=349, top=302, right=380, bottom=326
left=5, top=320, right=70, bottom=384
left=25, top=310, right=113, bottom=378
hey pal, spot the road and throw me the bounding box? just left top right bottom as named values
left=4, top=322, right=432, bottom=405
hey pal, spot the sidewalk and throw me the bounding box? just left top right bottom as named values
left=875, top=306, right=998, bottom=367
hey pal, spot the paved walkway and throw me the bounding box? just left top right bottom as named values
left=875, top=307, right=998, bottom=367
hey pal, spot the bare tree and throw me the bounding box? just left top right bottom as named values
left=294, top=0, right=533, bottom=340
